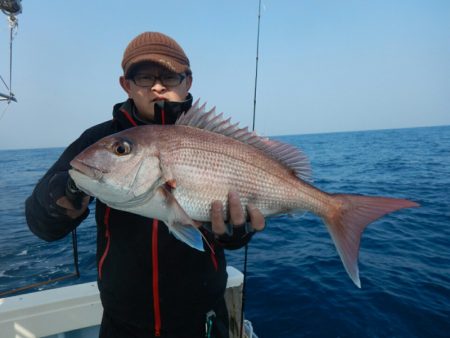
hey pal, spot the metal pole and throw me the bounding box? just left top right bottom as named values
left=9, top=17, right=13, bottom=94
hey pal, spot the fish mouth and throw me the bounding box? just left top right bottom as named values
left=70, top=159, right=108, bottom=180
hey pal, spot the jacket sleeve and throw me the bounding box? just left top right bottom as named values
left=25, top=130, right=96, bottom=242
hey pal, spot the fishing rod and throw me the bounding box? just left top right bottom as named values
left=251, top=0, right=262, bottom=132
left=240, top=1, right=262, bottom=337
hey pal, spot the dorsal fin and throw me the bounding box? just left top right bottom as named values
left=176, top=100, right=312, bottom=182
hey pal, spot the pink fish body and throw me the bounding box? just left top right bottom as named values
left=69, top=101, right=419, bottom=287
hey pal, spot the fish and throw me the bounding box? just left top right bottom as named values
left=69, top=101, right=419, bottom=287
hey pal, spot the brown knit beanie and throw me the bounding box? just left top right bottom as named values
left=122, top=32, right=191, bottom=77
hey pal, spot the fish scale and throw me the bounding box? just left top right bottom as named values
left=162, top=128, right=304, bottom=220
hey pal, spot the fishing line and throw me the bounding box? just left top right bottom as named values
left=0, top=74, right=9, bottom=90
left=0, top=102, right=9, bottom=121
left=240, top=1, right=262, bottom=337
left=72, top=229, right=81, bottom=278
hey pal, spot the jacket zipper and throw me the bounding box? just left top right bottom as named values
left=98, top=207, right=111, bottom=280
left=121, top=106, right=164, bottom=335
left=152, top=108, right=165, bottom=336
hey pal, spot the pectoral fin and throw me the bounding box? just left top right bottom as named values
left=169, top=222, right=204, bottom=252
left=158, top=186, right=205, bottom=252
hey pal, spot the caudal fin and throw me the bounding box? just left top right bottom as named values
left=323, top=194, right=419, bottom=288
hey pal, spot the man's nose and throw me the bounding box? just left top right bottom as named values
left=151, top=80, right=166, bottom=92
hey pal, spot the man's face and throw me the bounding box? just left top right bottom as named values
left=120, top=63, right=192, bottom=121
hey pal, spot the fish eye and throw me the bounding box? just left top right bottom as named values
left=113, top=140, right=132, bottom=156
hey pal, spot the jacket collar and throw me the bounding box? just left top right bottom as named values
left=112, top=93, right=193, bottom=129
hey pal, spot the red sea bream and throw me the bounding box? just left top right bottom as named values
left=69, top=101, right=419, bottom=287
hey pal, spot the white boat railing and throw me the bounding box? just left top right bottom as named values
left=0, top=266, right=250, bottom=338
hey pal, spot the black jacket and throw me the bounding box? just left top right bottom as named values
left=25, top=96, right=252, bottom=337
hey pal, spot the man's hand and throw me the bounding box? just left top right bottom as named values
left=47, top=174, right=90, bottom=219
left=210, top=191, right=265, bottom=236
left=56, top=195, right=90, bottom=219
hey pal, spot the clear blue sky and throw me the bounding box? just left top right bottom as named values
left=0, top=0, right=449, bottom=150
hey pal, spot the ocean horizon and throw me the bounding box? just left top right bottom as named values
left=1, top=123, right=448, bottom=152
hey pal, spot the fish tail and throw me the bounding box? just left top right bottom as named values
left=323, top=194, right=419, bottom=288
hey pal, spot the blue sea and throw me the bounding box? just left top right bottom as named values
left=1, top=126, right=449, bottom=337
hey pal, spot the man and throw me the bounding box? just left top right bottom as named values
left=25, top=31, right=265, bottom=338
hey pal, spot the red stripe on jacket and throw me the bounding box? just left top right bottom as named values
left=98, top=207, right=111, bottom=280
left=152, top=219, right=161, bottom=336
left=120, top=107, right=138, bottom=127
